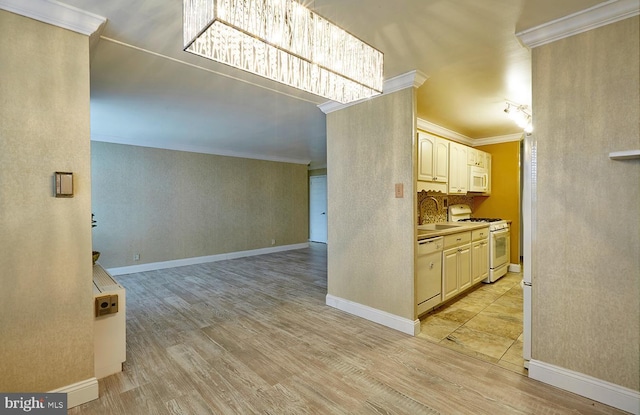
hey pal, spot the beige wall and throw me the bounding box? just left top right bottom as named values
left=532, top=16, right=639, bottom=391
left=91, top=142, right=309, bottom=268
left=474, top=141, right=521, bottom=264
left=0, top=11, right=94, bottom=391
left=327, top=88, right=416, bottom=320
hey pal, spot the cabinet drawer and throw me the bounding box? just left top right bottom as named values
left=472, top=227, right=489, bottom=241
left=443, top=231, right=471, bottom=248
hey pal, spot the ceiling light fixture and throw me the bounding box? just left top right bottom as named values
left=183, top=0, right=384, bottom=104
left=504, top=102, right=533, bottom=133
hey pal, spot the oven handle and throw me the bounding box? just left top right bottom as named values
left=491, top=228, right=510, bottom=236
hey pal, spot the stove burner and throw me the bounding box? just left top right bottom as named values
left=458, top=218, right=503, bottom=222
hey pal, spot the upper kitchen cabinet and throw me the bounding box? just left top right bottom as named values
left=467, top=148, right=487, bottom=168
left=448, top=141, right=468, bottom=194
left=417, top=132, right=449, bottom=193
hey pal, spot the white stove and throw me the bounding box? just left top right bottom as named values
left=449, top=204, right=511, bottom=283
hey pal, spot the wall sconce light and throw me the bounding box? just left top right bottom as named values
left=55, top=172, right=74, bottom=197
left=504, top=102, right=533, bottom=133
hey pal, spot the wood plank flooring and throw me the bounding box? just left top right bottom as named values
left=70, top=244, right=624, bottom=414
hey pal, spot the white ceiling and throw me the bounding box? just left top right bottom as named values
left=62, top=0, right=606, bottom=167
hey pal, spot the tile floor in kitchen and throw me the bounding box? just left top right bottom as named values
left=418, top=271, right=526, bottom=375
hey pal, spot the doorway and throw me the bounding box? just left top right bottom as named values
left=309, top=175, right=327, bottom=243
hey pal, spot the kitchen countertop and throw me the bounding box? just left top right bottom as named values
left=417, top=222, right=490, bottom=240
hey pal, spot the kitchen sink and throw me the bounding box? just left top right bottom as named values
left=419, top=223, right=461, bottom=231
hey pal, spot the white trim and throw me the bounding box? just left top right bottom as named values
left=417, top=118, right=524, bottom=146
left=106, top=243, right=310, bottom=276
left=318, top=70, right=428, bottom=114
left=91, top=134, right=312, bottom=165
left=529, top=360, right=640, bottom=414
left=508, top=263, right=521, bottom=273
left=325, top=294, right=419, bottom=336
left=416, top=118, right=473, bottom=145
left=0, top=0, right=106, bottom=36
left=49, top=378, right=98, bottom=409
left=472, top=133, right=524, bottom=147
left=516, top=0, right=640, bottom=48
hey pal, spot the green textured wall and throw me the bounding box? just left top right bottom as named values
left=0, top=10, right=94, bottom=391
left=326, top=88, right=417, bottom=320
left=532, top=16, right=639, bottom=391
left=91, top=142, right=309, bottom=268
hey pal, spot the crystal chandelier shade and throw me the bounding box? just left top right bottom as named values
left=183, top=0, right=384, bottom=103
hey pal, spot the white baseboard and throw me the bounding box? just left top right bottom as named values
left=508, top=263, right=521, bottom=273
left=529, top=360, right=640, bottom=414
left=49, top=378, right=98, bottom=409
left=326, top=294, right=419, bottom=336
left=106, top=243, right=309, bottom=276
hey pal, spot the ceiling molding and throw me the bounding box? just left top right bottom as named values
left=516, top=0, right=640, bottom=48
left=0, top=0, right=107, bottom=36
left=416, top=118, right=473, bottom=146
left=417, top=118, right=524, bottom=146
left=473, top=133, right=524, bottom=147
left=318, top=70, right=429, bottom=114
left=91, top=134, right=312, bottom=166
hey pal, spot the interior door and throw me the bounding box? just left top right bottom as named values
left=309, top=175, right=327, bottom=243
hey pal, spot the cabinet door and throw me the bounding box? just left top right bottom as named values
left=458, top=244, right=472, bottom=291
left=479, top=241, right=489, bottom=281
left=476, top=150, right=487, bottom=168
left=467, top=148, right=477, bottom=166
left=449, top=142, right=468, bottom=194
left=442, top=248, right=459, bottom=301
left=418, top=134, right=435, bottom=182
left=471, top=241, right=482, bottom=284
left=433, top=138, right=449, bottom=182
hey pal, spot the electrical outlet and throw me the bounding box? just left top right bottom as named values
left=134, top=253, right=140, bottom=261
left=271, top=239, right=276, bottom=246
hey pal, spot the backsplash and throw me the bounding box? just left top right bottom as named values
left=418, top=191, right=473, bottom=224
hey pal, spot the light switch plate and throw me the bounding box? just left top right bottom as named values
left=394, top=183, right=403, bottom=198
left=55, top=172, right=73, bottom=197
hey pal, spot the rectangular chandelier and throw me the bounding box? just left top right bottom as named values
left=183, top=0, right=384, bottom=104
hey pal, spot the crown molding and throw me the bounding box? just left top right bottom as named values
left=0, top=0, right=106, bottom=36
left=516, top=0, right=640, bottom=48
left=318, top=70, right=429, bottom=114
left=473, top=132, right=524, bottom=146
left=417, top=118, right=525, bottom=146
left=416, top=118, right=474, bottom=146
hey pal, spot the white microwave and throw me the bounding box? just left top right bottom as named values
left=468, top=166, right=488, bottom=192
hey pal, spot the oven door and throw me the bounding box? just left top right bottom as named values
left=490, top=228, right=510, bottom=269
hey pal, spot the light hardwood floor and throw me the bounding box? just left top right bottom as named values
left=71, top=244, right=624, bottom=414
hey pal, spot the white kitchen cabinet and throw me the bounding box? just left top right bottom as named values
left=418, top=132, right=449, bottom=190
left=468, top=148, right=487, bottom=168
left=442, top=232, right=471, bottom=301
left=471, top=227, right=490, bottom=284
left=448, top=142, right=468, bottom=194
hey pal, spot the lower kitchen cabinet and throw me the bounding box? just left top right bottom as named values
left=471, top=227, right=490, bottom=284
left=442, top=232, right=471, bottom=302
